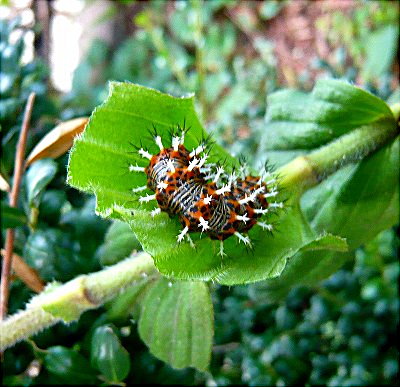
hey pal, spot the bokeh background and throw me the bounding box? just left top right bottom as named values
left=1, top=0, right=399, bottom=385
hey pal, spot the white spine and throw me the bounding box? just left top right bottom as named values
left=155, top=136, right=164, bottom=150
left=216, top=185, right=231, bottom=195
left=132, top=185, right=147, bottom=193
left=269, top=202, right=283, bottom=208
left=189, top=144, right=205, bottom=157
left=187, top=158, right=199, bottom=171
left=177, top=226, right=189, bottom=242
left=139, top=149, right=153, bottom=160
left=198, top=217, right=210, bottom=231
left=197, top=154, right=208, bottom=168
left=157, top=181, right=168, bottom=191
left=236, top=213, right=250, bottom=223
left=257, top=222, right=273, bottom=231
left=151, top=208, right=161, bottom=217
left=213, top=167, right=224, bottom=183
left=139, top=194, right=156, bottom=203
left=219, top=241, right=226, bottom=257
left=167, top=159, right=175, bottom=173
left=234, top=232, right=251, bottom=246
left=254, top=208, right=269, bottom=215
left=203, top=195, right=213, bottom=205
left=264, top=190, right=278, bottom=198
left=172, top=136, right=180, bottom=151
left=238, top=186, right=265, bottom=204
left=129, top=164, right=145, bottom=172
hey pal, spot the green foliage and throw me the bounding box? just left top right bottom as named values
left=304, top=138, right=399, bottom=249
left=259, top=79, right=395, bottom=166
left=316, top=1, right=399, bottom=81
left=1, top=203, right=27, bottom=228
left=251, top=78, right=399, bottom=301
left=25, top=159, right=58, bottom=209
left=44, top=346, right=98, bottom=385
left=208, top=229, right=399, bottom=386
left=138, top=278, right=213, bottom=371
left=96, top=220, right=141, bottom=266
left=0, top=18, right=56, bottom=176
left=362, top=25, right=399, bottom=81
left=91, top=325, right=131, bottom=383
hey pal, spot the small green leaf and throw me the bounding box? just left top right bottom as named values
left=44, top=346, right=97, bottom=385
left=1, top=203, right=26, bottom=228
left=98, top=220, right=141, bottom=266
left=106, top=278, right=154, bottom=321
left=362, top=25, right=399, bottom=80
left=259, top=79, right=395, bottom=166
left=138, top=278, right=213, bottom=371
left=91, top=325, right=130, bottom=382
left=25, top=159, right=58, bottom=208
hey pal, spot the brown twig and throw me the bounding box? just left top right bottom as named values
left=1, top=250, right=45, bottom=293
left=0, top=93, right=36, bottom=320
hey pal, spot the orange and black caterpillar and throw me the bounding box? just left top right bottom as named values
left=129, top=125, right=283, bottom=256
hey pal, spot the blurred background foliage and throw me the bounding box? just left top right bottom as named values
left=1, top=0, right=399, bottom=385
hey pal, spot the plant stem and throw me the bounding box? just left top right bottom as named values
left=0, top=253, right=157, bottom=351
left=1, top=93, right=35, bottom=320
left=1, top=250, right=44, bottom=293
left=278, top=118, right=399, bottom=196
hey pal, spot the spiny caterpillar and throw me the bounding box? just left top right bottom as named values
left=129, top=124, right=283, bottom=257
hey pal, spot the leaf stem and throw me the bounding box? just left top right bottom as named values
left=0, top=253, right=157, bottom=351
left=278, top=118, right=399, bottom=196
left=1, top=92, right=35, bottom=320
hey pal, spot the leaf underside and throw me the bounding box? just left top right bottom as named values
left=138, top=278, right=213, bottom=372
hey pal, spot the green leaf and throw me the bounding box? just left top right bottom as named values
left=249, top=231, right=351, bottom=303
left=362, top=25, right=399, bottom=80
left=91, top=325, right=130, bottom=382
left=259, top=79, right=395, bottom=166
left=25, top=159, right=58, bottom=208
left=302, top=137, right=399, bottom=250
left=38, top=189, right=67, bottom=224
left=1, top=203, right=26, bottom=228
left=97, top=220, right=142, bottom=266
left=67, top=82, right=348, bottom=284
left=23, top=229, right=86, bottom=282
left=261, top=137, right=399, bottom=301
left=44, top=346, right=97, bottom=385
left=138, top=278, right=213, bottom=372
left=106, top=278, right=154, bottom=321
left=253, top=250, right=354, bottom=303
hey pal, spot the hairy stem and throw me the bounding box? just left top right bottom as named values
left=0, top=253, right=157, bottom=351
left=278, top=116, right=399, bottom=196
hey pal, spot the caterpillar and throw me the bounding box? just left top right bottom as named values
left=128, top=125, right=283, bottom=257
